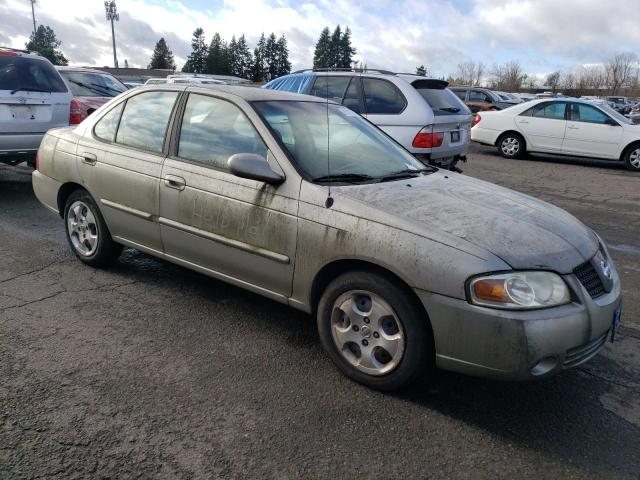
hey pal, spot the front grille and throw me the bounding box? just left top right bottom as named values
left=573, top=261, right=605, bottom=298
left=563, top=331, right=608, bottom=369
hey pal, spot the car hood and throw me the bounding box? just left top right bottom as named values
left=336, top=172, right=598, bottom=273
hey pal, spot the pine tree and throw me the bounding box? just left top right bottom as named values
left=251, top=33, right=267, bottom=82
left=25, top=25, right=68, bottom=65
left=338, top=27, right=356, bottom=68
left=329, top=25, right=342, bottom=68
left=236, top=35, right=253, bottom=79
left=275, top=35, right=291, bottom=77
left=264, top=33, right=279, bottom=81
left=313, top=27, right=331, bottom=69
left=416, top=65, right=427, bottom=76
left=206, top=32, right=230, bottom=74
left=182, top=28, right=207, bottom=73
left=148, top=38, right=175, bottom=70
left=228, top=36, right=239, bottom=76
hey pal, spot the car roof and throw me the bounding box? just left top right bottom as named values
left=140, top=84, right=327, bottom=103
left=55, top=66, right=114, bottom=75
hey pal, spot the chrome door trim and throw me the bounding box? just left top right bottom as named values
left=100, top=198, right=154, bottom=221
left=158, top=216, right=291, bottom=264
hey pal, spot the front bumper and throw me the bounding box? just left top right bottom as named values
left=416, top=269, right=622, bottom=381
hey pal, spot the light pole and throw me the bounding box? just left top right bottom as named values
left=30, top=0, right=37, bottom=37
left=104, top=1, right=119, bottom=68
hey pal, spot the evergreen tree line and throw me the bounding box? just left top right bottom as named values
left=179, top=29, right=291, bottom=82
left=312, top=25, right=356, bottom=70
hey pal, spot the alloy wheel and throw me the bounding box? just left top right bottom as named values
left=501, top=137, right=520, bottom=157
left=67, top=200, right=99, bottom=256
left=630, top=148, right=640, bottom=169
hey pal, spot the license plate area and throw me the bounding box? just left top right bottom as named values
left=450, top=130, right=461, bottom=143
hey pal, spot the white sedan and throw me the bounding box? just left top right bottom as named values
left=471, top=98, right=640, bottom=171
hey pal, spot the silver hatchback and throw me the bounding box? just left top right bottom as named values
left=0, top=48, right=72, bottom=166
left=32, top=85, right=622, bottom=390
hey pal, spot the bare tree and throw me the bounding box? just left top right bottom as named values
left=489, top=60, right=525, bottom=91
left=452, top=60, right=484, bottom=85
left=605, top=52, right=637, bottom=95
left=546, top=71, right=561, bottom=93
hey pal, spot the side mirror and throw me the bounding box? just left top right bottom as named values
left=228, top=153, right=284, bottom=185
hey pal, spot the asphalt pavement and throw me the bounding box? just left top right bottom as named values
left=1, top=144, right=639, bottom=479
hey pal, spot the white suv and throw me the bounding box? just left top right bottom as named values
left=0, top=48, right=73, bottom=167
left=265, top=69, right=472, bottom=170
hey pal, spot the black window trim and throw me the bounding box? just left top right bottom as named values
left=167, top=91, right=272, bottom=174
left=361, top=76, right=408, bottom=116
left=91, top=89, right=183, bottom=157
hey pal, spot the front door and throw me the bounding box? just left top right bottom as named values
left=562, top=103, right=624, bottom=159
left=159, top=92, right=299, bottom=297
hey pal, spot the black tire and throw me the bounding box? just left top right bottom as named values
left=317, top=271, right=434, bottom=391
left=497, top=132, right=525, bottom=159
left=63, top=189, right=122, bottom=267
left=623, top=143, right=640, bottom=171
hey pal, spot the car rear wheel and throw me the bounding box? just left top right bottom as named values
left=497, top=133, right=525, bottom=159
left=64, top=190, right=122, bottom=267
left=317, top=271, right=433, bottom=390
left=624, top=145, right=640, bottom=171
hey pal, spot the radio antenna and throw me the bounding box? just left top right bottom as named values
left=324, top=67, right=333, bottom=208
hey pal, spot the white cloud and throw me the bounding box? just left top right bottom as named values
left=1, top=0, right=638, bottom=76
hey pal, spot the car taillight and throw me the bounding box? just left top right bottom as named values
left=69, top=99, right=82, bottom=125
left=412, top=128, right=444, bottom=149
left=35, top=151, right=39, bottom=171
left=472, top=114, right=482, bottom=128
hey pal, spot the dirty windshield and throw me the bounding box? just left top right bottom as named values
left=252, top=100, right=427, bottom=182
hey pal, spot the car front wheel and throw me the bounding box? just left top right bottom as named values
left=498, top=133, right=525, bottom=159
left=317, top=271, right=433, bottom=390
left=64, top=190, right=122, bottom=267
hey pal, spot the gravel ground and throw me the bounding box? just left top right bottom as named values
left=1, top=144, right=639, bottom=479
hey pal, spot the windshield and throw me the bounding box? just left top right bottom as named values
left=59, top=70, right=127, bottom=97
left=599, top=103, right=633, bottom=124
left=413, top=86, right=470, bottom=116
left=0, top=56, right=67, bottom=93
left=252, top=100, right=426, bottom=181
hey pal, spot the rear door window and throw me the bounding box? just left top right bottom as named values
left=451, top=89, right=467, bottom=101
left=310, top=76, right=351, bottom=103
left=522, top=102, right=567, bottom=120
left=94, top=103, right=124, bottom=141
left=0, top=56, right=67, bottom=93
left=362, top=78, right=406, bottom=114
left=413, top=85, right=468, bottom=116
left=570, top=103, right=611, bottom=124
left=342, top=77, right=363, bottom=114
left=469, top=90, right=491, bottom=103
left=115, top=91, right=179, bottom=153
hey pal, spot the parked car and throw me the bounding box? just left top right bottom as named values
left=449, top=86, right=514, bottom=112
left=0, top=47, right=73, bottom=167
left=123, top=82, right=143, bottom=89
left=515, top=92, right=538, bottom=102
left=496, top=91, right=523, bottom=104
left=32, top=85, right=622, bottom=390
left=471, top=98, right=640, bottom=170
left=56, top=67, right=128, bottom=123
left=265, top=69, right=472, bottom=170
left=606, top=96, right=632, bottom=114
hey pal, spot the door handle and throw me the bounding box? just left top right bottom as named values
left=81, top=152, right=97, bottom=165
left=567, top=125, right=579, bottom=130
left=164, top=175, right=186, bottom=191
left=518, top=120, right=529, bottom=124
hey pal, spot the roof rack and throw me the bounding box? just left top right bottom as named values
left=292, top=67, right=396, bottom=75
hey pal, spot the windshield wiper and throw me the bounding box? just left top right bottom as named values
left=89, top=82, right=123, bottom=95
left=10, top=87, right=51, bottom=95
left=312, top=173, right=375, bottom=183
left=68, top=79, right=113, bottom=96
left=440, top=107, right=460, bottom=113
left=378, top=168, right=431, bottom=182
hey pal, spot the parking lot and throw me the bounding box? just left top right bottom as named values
left=1, top=144, right=639, bottom=479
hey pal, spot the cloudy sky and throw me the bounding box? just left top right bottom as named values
left=1, top=0, right=639, bottom=78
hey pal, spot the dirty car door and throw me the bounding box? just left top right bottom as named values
left=159, top=92, right=298, bottom=297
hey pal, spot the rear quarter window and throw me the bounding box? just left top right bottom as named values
left=0, top=56, right=67, bottom=93
left=362, top=78, right=406, bottom=115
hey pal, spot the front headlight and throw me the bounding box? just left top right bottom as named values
left=468, top=271, right=571, bottom=309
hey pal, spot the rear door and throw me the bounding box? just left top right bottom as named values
left=562, top=102, right=624, bottom=159
left=515, top=101, right=567, bottom=152
left=0, top=54, right=71, bottom=154
left=361, top=77, right=410, bottom=143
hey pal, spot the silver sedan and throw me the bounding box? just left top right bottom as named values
left=32, top=85, right=622, bottom=390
